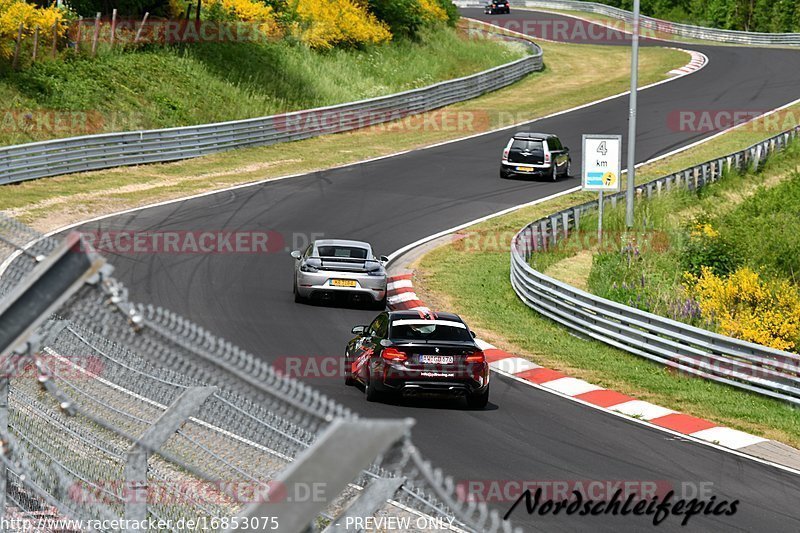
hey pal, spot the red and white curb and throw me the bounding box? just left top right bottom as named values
left=387, top=273, right=432, bottom=313
left=386, top=274, right=769, bottom=452
left=668, top=49, right=707, bottom=76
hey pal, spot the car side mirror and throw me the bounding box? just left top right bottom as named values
left=290, top=250, right=301, bottom=260
left=351, top=325, right=366, bottom=335
left=380, top=255, right=389, bottom=263
left=563, top=146, right=569, bottom=151
left=470, top=330, right=477, bottom=338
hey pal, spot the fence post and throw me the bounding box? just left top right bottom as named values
left=110, top=9, right=117, bottom=48
left=12, top=23, right=23, bottom=70
left=75, top=16, right=83, bottom=54
left=91, top=12, right=100, bottom=57
left=51, top=21, right=58, bottom=58
left=124, top=386, right=217, bottom=529
left=32, top=25, right=39, bottom=62
left=134, top=12, right=149, bottom=43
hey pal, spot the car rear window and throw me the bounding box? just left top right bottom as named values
left=317, top=246, right=368, bottom=259
left=390, top=320, right=473, bottom=342
left=511, top=139, right=544, bottom=152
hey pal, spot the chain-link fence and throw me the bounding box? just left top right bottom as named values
left=0, top=215, right=519, bottom=533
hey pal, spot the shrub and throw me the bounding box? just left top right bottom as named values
left=685, top=266, right=800, bottom=351
left=203, top=0, right=281, bottom=37
left=0, top=0, right=68, bottom=58
left=364, top=0, right=423, bottom=38
left=294, top=0, right=390, bottom=50
left=417, top=0, right=447, bottom=24
left=679, top=215, right=741, bottom=277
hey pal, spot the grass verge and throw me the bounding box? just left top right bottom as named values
left=1, top=42, right=688, bottom=231
left=0, top=25, right=522, bottom=146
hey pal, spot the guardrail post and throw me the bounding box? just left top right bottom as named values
left=230, top=419, right=412, bottom=533
left=124, top=386, right=217, bottom=529
left=753, top=145, right=761, bottom=172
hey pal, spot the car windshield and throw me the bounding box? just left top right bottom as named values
left=390, top=319, right=473, bottom=342
left=317, top=246, right=369, bottom=259
left=511, top=139, right=543, bottom=152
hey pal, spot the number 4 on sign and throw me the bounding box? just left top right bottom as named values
left=597, top=141, right=607, bottom=156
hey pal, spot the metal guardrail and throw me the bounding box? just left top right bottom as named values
left=510, top=126, right=800, bottom=405
left=454, top=0, right=800, bottom=46
left=0, top=34, right=542, bottom=186
left=0, top=215, right=520, bottom=532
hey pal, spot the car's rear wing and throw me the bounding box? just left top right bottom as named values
left=314, top=256, right=379, bottom=263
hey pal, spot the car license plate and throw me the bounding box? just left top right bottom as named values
left=331, top=279, right=357, bottom=287
left=516, top=166, right=534, bottom=172
left=419, top=355, right=454, bottom=364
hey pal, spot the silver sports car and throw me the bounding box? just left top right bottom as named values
left=291, top=239, right=388, bottom=308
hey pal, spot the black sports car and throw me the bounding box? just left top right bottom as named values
left=484, top=0, right=510, bottom=14
left=345, top=310, right=490, bottom=408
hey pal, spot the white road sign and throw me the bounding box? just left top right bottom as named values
left=582, top=134, right=623, bottom=192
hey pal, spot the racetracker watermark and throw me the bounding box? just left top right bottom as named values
left=0, top=110, right=105, bottom=136
left=71, top=19, right=280, bottom=45
left=0, top=353, right=103, bottom=380
left=466, top=17, right=670, bottom=44
left=272, top=109, right=489, bottom=136
left=453, top=230, right=670, bottom=255
left=273, top=355, right=487, bottom=380
left=69, top=480, right=326, bottom=505
left=669, top=355, right=800, bottom=382
left=668, top=109, right=800, bottom=133
left=74, top=230, right=324, bottom=255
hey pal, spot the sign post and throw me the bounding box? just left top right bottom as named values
left=582, top=134, right=623, bottom=243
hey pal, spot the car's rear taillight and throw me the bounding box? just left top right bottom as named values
left=382, top=347, right=407, bottom=362
left=502, top=149, right=509, bottom=160
left=544, top=152, right=551, bottom=164
left=466, top=350, right=486, bottom=363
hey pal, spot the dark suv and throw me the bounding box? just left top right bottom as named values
left=500, top=132, right=571, bottom=180
left=484, top=0, right=510, bottom=14
left=345, top=310, right=490, bottom=408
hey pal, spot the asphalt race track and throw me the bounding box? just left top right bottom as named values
left=76, top=9, right=800, bottom=532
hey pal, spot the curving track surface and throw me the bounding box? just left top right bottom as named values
left=75, top=9, right=800, bottom=531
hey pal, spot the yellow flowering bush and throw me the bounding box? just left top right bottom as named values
left=0, top=0, right=67, bottom=58
left=690, top=222, right=719, bottom=239
left=294, top=0, right=391, bottom=50
left=418, top=0, right=448, bottom=23
left=203, top=0, right=281, bottom=37
left=685, top=266, right=800, bottom=351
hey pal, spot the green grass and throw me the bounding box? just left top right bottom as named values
left=581, top=140, right=800, bottom=304
left=0, top=42, right=688, bottom=230
left=0, top=25, right=523, bottom=146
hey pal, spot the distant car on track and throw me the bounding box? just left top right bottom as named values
left=344, top=310, right=490, bottom=408
left=484, top=0, right=510, bottom=14
left=291, top=239, right=388, bottom=308
left=500, top=132, right=571, bottom=180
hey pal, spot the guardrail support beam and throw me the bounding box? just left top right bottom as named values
left=124, top=386, right=217, bottom=529
left=230, top=418, right=413, bottom=533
